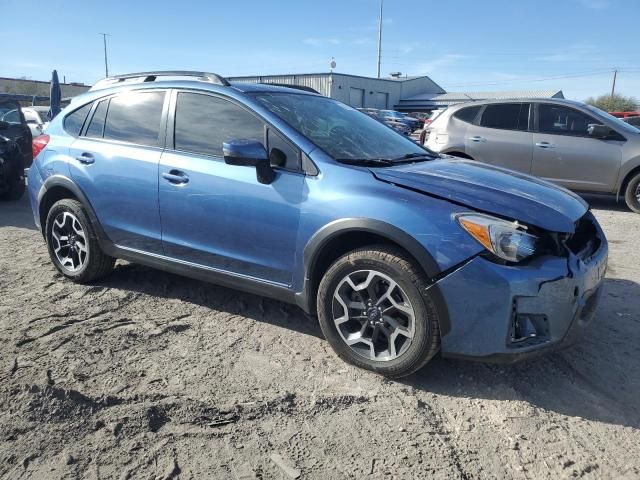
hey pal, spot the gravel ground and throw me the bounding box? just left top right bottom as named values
left=1, top=194, right=639, bottom=479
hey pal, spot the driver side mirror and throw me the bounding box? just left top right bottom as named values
left=223, top=139, right=275, bottom=185
left=0, top=120, right=9, bottom=131
left=588, top=124, right=613, bottom=139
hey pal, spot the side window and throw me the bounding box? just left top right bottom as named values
left=453, top=106, right=481, bottom=124
left=0, top=101, right=23, bottom=125
left=538, top=104, right=599, bottom=137
left=103, top=91, right=165, bottom=146
left=267, top=128, right=301, bottom=170
left=480, top=103, right=530, bottom=131
left=64, top=103, right=93, bottom=136
left=85, top=100, right=108, bottom=138
left=174, top=92, right=265, bottom=157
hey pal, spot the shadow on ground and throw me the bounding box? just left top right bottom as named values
left=0, top=196, right=37, bottom=230
left=100, top=259, right=640, bottom=430
left=581, top=193, right=632, bottom=213
left=404, top=277, right=640, bottom=430
left=97, top=261, right=324, bottom=339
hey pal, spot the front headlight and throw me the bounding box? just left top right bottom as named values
left=456, top=213, right=538, bottom=263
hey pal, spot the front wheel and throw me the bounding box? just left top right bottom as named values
left=316, top=246, right=440, bottom=378
left=624, top=172, right=640, bottom=214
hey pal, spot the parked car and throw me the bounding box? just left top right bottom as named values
left=22, top=106, right=51, bottom=137
left=0, top=98, right=33, bottom=200
left=622, top=116, right=640, bottom=129
left=380, top=109, right=420, bottom=131
left=424, top=99, right=640, bottom=213
left=28, top=71, right=607, bottom=378
left=358, top=108, right=411, bottom=135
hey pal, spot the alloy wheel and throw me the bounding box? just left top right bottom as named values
left=51, top=211, right=88, bottom=272
left=332, top=269, right=416, bottom=361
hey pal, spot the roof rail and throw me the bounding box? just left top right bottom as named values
left=89, top=71, right=230, bottom=91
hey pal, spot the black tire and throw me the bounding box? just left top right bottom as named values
left=0, top=175, right=25, bottom=201
left=624, top=172, right=640, bottom=214
left=45, top=199, right=115, bottom=283
left=317, top=245, right=440, bottom=378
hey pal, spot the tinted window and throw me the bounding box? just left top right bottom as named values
left=480, top=103, right=529, bottom=131
left=103, top=91, right=165, bottom=146
left=85, top=100, right=108, bottom=138
left=0, top=101, right=22, bottom=124
left=64, top=103, right=92, bottom=136
left=453, top=106, right=481, bottom=124
left=174, top=92, right=264, bottom=157
left=626, top=116, right=640, bottom=127
left=538, top=104, right=598, bottom=136
left=267, top=128, right=300, bottom=170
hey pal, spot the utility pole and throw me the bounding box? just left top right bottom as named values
left=610, top=68, right=618, bottom=98
left=377, top=0, right=383, bottom=78
left=100, top=33, right=110, bottom=77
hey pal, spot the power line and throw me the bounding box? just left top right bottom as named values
left=445, top=69, right=616, bottom=88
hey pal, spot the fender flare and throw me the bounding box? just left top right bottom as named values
left=296, top=218, right=451, bottom=334
left=37, top=174, right=109, bottom=242
left=303, top=218, right=441, bottom=279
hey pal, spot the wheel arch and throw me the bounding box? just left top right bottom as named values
left=618, top=163, right=640, bottom=201
left=297, top=219, right=451, bottom=334
left=38, top=175, right=107, bottom=241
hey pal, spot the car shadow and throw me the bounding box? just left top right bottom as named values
left=0, top=195, right=38, bottom=230
left=99, top=262, right=640, bottom=429
left=581, top=193, right=631, bottom=213
left=96, top=261, right=324, bottom=339
left=402, top=277, right=640, bottom=430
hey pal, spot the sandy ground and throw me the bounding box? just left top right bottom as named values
left=0, top=194, right=639, bottom=480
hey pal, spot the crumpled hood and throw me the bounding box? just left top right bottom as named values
left=372, top=158, right=588, bottom=233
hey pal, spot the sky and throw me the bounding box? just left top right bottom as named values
left=2, top=0, right=639, bottom=100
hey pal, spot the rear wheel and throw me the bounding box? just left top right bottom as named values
left=624, top=172, right=640, bottom=214
left=45, top=199, right=115, bottom=282
left=317, top=246, right=440, bottom=378
left=0, top=155, right=25, bottom=201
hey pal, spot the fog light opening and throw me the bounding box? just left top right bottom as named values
left=510, top=314, right=549, bottom=345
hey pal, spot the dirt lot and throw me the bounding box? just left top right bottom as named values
left=0, top=194, right=639, bottom=480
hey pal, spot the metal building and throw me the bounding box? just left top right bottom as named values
left=227, top=73, right=446, bottom=111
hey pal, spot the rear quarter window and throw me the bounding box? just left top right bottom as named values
left=63, top=103, right=92, bottom=136
left=453, top=106, right=481, bottom=124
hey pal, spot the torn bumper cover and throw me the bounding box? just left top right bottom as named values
left=434, top=212, right=608, bottom=362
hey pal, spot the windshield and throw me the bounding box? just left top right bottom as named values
left=252, top=93, right=430, bottom=162
left=584, top=104, right=640, bottom=134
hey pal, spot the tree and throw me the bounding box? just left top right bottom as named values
left=585, top=93, right=638, bottom=112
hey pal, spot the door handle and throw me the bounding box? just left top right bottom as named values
left=468, top=136, right=486, bottom=143
left=535, top=142, right=555, bottom=149
left=162, top=170, right=189, bottom=185
left=75, top=153, right=95, bottom=164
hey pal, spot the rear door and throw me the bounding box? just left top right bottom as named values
left=68, top=89, right=168, bottom=254
left=0, top=100, right=33, bottom=167
left=465, top=103, right=533, bottom=173
left=531, top=103, right=623, bottom=192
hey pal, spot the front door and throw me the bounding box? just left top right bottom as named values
left=465, top=102, right=533, bottom=173
left=68, top=90, right=168, bottom=254
left=159, top=91, right=305, bottom=286
left=531, top=103, right=623, bottom=193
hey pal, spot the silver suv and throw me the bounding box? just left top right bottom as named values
left=424, top=98, right=640, bottom=213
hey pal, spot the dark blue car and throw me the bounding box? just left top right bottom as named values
left=27, top=71, right=608, bottom=377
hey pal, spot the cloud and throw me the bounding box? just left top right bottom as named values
left=303, top=38, right=341, bottom=47
left=416, top=54, right=466, bottom=74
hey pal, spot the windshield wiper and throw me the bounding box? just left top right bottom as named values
left=392, top=152, right=439, bottom=162
left=335, top=157, right=395, bottom=167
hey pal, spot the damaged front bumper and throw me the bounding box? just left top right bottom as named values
left=434, top=212, right=608, bottom=362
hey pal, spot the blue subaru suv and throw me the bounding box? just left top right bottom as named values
left=28, top=71, right=608, bottom=377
